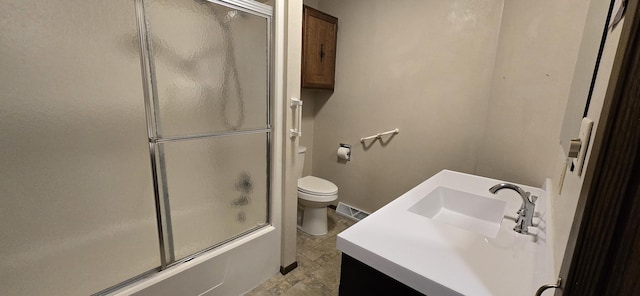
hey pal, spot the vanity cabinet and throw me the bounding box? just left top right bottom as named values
left=339, top=254, right=424, bottom=296
left=301, top=5, right=338, bottom=90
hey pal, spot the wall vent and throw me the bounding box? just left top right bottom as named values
left=335, top=202, right=370, bottom=221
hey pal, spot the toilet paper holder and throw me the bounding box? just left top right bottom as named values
left=338, top=143, right=351, bottom=161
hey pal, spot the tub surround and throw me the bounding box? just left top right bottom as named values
left=337, top=170, right=554, bottom=296
left=109, top=227, right=279, bottom=296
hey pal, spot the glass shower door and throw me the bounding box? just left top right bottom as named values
left=0, top=1, right=160, bottom=295
left=1, top=0, right=272, bottom=294
left=141, top=0, right=272, bottom=263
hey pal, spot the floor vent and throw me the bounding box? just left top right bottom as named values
left=335, top=202, right=370, bottom=221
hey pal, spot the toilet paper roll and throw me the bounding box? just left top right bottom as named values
left=337, top=147, right=350, bottom=160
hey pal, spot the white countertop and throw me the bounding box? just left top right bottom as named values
left=337, top=170, right=553, bottom=296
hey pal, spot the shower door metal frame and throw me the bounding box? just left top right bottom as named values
left=135, top=0, right=273, bottom=270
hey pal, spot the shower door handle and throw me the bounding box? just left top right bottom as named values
left=290, top=97, right=303, bottom=138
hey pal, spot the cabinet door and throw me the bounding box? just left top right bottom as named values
left=302, top=5, right=338, bottom=90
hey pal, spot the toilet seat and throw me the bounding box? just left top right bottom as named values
left=297, top=176, right=338, bottom=196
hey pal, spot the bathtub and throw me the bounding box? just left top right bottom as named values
left=107, top=226, right=279, bottom=296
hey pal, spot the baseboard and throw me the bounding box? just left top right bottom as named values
left=279, top=261, right=298, bottom=275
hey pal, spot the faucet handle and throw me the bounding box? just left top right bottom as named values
left=524, top=191, right=538, bottom=204
left=513, top=216, right=528, bottom=234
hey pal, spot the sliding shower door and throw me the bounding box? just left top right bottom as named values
left=1, top=0, right=272, bottom=294
left=0, top=1, right=160, bottom=295
left=141, top=0, right=272, bottom=263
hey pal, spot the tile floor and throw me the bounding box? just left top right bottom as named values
left=245, top=208, right=356, bottom=296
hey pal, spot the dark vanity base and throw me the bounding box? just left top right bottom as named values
left=339, top=254, right=425, bottom=296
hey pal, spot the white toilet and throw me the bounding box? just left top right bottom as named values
left=297, top=146, right=339, bottom=235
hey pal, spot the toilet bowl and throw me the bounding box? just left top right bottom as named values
left=297, top=146, right=339, bottom=235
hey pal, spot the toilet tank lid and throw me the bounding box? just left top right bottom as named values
left=298, top=176, right=338, bottom=195
left=298, top=146, right=307, bottom=154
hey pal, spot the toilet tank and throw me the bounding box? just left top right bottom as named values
left=296, top=146, right=306, bottom=179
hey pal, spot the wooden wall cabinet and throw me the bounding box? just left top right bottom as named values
left=302, top=5, right=338, bottom=90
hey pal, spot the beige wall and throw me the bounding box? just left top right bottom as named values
left=475, top=0, right=592, bottom=185
left=303, top=0, right=318, bottom=7
left=300, top=0, right=611, bottom=215
left=550, top=16, right=625, bottom=275
left=294, top=0, right=623, bottom=280
left=300, top=90, right=317, bottom=176
left=309, top=0, right=504, bottom=213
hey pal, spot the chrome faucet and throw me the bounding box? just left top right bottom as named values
left=489, top=183, right=538, bottom=234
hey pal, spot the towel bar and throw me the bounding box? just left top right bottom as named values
left=360, top=128, right=399, bottom=143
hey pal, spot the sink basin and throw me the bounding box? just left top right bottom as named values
left=408, top=186, right=507, bottom=238
left=338, top=170, right=551, bottom=296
